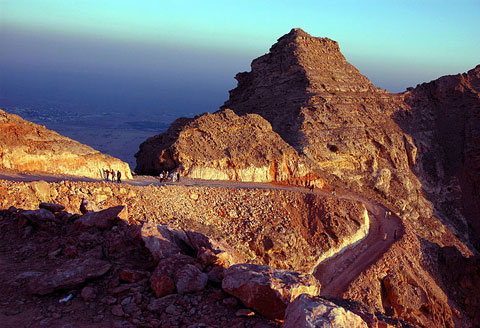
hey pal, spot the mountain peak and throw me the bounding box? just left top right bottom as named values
left=270, top=28, right=340, bottom=56
left=221, top=28, right=384, bottom=145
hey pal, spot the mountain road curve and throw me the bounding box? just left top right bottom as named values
left=0, top=171, right=404, bottom=297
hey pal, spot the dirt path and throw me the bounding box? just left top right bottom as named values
left=314, top=189, right=403, bottom=297
left=0, top=172, right=404, bottom=297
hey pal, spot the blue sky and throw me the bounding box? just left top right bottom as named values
left=1, top=0, right=479, bottom=116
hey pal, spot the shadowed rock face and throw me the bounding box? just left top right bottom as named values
left=0, top=109, right=132, bottom=179
left=397, top=65, right=480, bottom=250
left=135, top=117, right=193, bottom=175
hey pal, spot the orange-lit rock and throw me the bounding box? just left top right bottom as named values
left=0, top=109, right=132, bottom=179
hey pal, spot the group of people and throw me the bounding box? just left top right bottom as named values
left=103, top=168, right=122, bottom=183
left=159, top=170, right=180, bottom=183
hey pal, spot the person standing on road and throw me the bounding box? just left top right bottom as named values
left=111, top=170, right=116, bottom=182
left=105, top=169, right=110, bottom=181
left=117, top=170, right=121, bottom=183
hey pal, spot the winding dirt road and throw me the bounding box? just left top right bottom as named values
left=0, top=171, right=404, bottom=297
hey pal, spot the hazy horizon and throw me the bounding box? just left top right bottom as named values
left=1, top=0, right=479, bottom=118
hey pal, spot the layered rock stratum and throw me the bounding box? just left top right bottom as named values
left=134, top=28, right=480, bottom=327
left=0, top=109, right=132, bottom=179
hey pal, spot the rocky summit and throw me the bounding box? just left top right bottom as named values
left=0, top=109, right=132, bottom=179
left=133, top=28, right=480, bottom=327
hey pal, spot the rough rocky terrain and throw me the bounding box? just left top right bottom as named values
left=0, top=179, right=413, bottom=328
left=0, top=178, right=368, bottom=274
left=133, top=28, right=480, bottom=327
left=0, top=109, right=132, bottom=180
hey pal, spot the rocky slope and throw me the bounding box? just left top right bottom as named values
left=397, top=65, right=480, bottom=250
left=0, top=109, right=132, bottom=179
left=134, top=28, right=480, bottom=327
left=0, top=179, right=368, bottom=274
left=0, top=198, right=415, bottom=328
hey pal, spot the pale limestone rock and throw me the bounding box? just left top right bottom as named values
left=283, top=294, right=368, bottom=328
left=222, top=263, right=321, bottom=319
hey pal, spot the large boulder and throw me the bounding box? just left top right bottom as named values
left=150, top=254, right=197, bottom=297
left=174, top=264, right=208, bottom=294
left=73, top=205, right=125, bottom=231
left=17, top=208, right=56, bottom=230
left=222, top=263, right=321, bottom=319
left=29, top=258, right=111, bottom=295
left=141, top=223, right=191, bottom=263
left=185, top=230, right=245, bottom=267
left=283, top=294, right=368, bottom=328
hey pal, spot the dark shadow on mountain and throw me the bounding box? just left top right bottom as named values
left=391, top=65, right=480, bottom=252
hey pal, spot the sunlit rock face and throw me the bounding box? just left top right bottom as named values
left=135, top=109, right=324, bottom=186
left=0, top=109, right=132, bottom=179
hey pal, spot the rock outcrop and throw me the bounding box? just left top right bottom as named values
left=397, top=65, right=480, bottom=250
left=133, top=28, right=480, bottom=327
left=283, top=294, right=368, bottom=328
left=135, top=109, right=324, bottom=185
left=222, top=263, right=321, bottom=319
left=0, top=109, right=132, bottom=179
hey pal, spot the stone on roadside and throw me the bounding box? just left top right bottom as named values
left=29, top=258, right=111, bottom=295
left=119, top=269, right=147, bottom=283
left=151, top=275, right=175, bottom=298
left=222, top=263, right=321, bottom=319
left=174, top=264, right=208, bottom=294
left=236, top=309, right=255, bottom=317
left=39, top=202, right=65, bottom=213
left=111, top=304, right=124, bottom=317
left=81, top=286, right=96, bottom=302
left=74, top=205, right=125, bottom=231
left=147, top=294, right=177, bottom=313
left=282, top=294, right=368, bottom=328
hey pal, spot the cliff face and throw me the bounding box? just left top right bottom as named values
left=398, top=66, right=480, bottom=250
left=0, top=109, right=132, bottom=179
